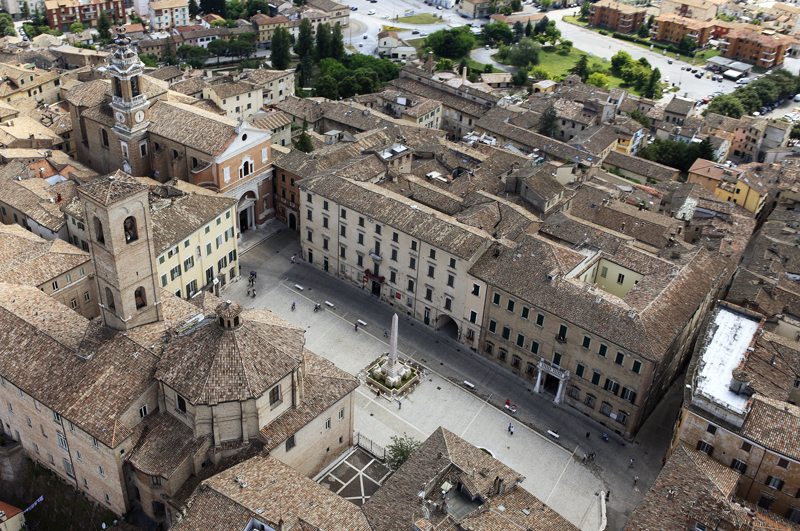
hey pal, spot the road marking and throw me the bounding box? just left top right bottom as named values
left=355, top=388, right=426, bottom=437
left=545, top=445, right=580, bottom=504
left=460, top=398, right=490, bottom=438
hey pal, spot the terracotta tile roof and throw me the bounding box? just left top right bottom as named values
left=259, top=349, right=358, bottom=449
left=126, top=412, right=210, bottom=478
left=64, top=79, right=111, bottom=108
left=0, top=224, right=90, bottom=287
left=457, top=190, right=540, bottom=240
left=458, top=487, right=578, bottom=530
left=239, top=69, right=293, bottom=88
left=170, top=76, right=209, bottom=96
left=0, top=501, right=22, bottom=520
left=364, top=427, right=530, bottom=531
left=148, top=65, right=184, bottom=81
left=175, top=455, right=371, bottom=531
left=250, top=110, right=292, bottom=132
left=0, top=161, right=78, bottom=232
left=603, top=151, right=679, bottom=182
left=470, top=233, right=727, bottom=362
left=250, top=14, right=289, bottom=25
left=78, top=170, right=148, bottom=206
left=627, top=444, right=745, bottom=531
left=742, top=395, right=800, bottom=461
left=148, top=100, right=237, bottom=156
left=302, top=174, right=492, bottom=260
left=155, top=305, right=304, bottom=405
left=388, top=77, right=489, bottom=118
left=206, top=81, right=257, bottom=100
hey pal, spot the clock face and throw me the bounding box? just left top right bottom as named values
left=115, top=111, right=125, bottom=123
left=135, top=111, right=145, bottom=123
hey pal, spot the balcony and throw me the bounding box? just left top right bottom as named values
left=555, top=334, right=567, bottom=344
left=112, top=94, right=147, bottom=107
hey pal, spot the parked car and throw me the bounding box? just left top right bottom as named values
left=368, top=8, right=375, bottom=14
left=694, top=72, right=703, bottom=78
left=412, top=30, right=420, bottom=34
left=691, top=68, right=698, bottom=73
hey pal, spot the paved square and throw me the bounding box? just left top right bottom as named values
left=237, top=273, right=606, bottom=530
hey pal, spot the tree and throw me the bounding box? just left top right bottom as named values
left=201, top=0, right=225, bottom=16
left=636, top=23, right=649, bottom=38
left=331, top=22, right=345, bottom=61
left=295, top=18, right=313, bottom=58
left=270, top=27, right=291, bottom=70
left=570, top=54, right=589, bottom=81
left=482, top=21, right=514, bottom=45
left=20, top=1, right=30, bottom=18
left=678, top=35, right=696, bottom=55
left=177, top=44, right=210, bottom=67
left=425, top=27, right=475, bottom=59
left=314, top=75, right=339, bottom=99
left=706, top=94, right=745, bottom=118
left=540, top=0, right=552, bottom=9
left=294, top=120, right=314, bottom=153
left=579, top=2, right=591, bottom=19
left=140, top=54, right=159, bottom=67
left=513, top=21, right=524, bottom=41
left=525, top=20, right=533, bottom=37
left=642, top=67, right=661, bottom=99
left=791, top=123, right=800, bottom=140
left=629, top=109, right=650, bottom=129
left=586, top=72, right=610, bottom=89
left=512, top=68, right=528, bottom=86
left=537, top=103, right=558, bottom=138
left=510, top=0, right=522, bottom=10
left=386, top=434, right=421, bottom=470
left=189, top=0, right=200, bottom=16
left=610, top=50, right=632, bottom=75
left=501, top=37, right=540, bottom=67
left=247, top=0, right=269, bottom=16
left=69, top=21, right=85, bottom=34
left=297, top=54, right=314, bottom=87
left=534, top=16, right=549, bottom=34
left=97, top=10, right=111, bottom=41
left=315, top=22, right=332, bottom=60
left=436, top=57, right=454, bottom=71
left=695, top=137, right=715, bottom=162
left=529, top=66, right=550, bottom=80
left=208, top=38, right=228, bottom=65
left=226, top=0, right=245, bottom=19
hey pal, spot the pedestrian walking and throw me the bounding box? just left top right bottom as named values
left=354, top=323, right=358, bottom=332
left=291, top=301, right=296, bottom=311
left=586, top=432, right=590, bottom=439
left=510, top=425, right=514, bottom=436
left=290, top=254, right=296, bottom=263
left=507, top=422, right=512, bottom=434
left=398, top=400, right=402, bottom=410
left=633, top=475, right=639, bottom=487
left=629, top=458, right=635, bottom=469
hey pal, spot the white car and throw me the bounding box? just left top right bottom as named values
left=368, top=8, right=375, bottom=14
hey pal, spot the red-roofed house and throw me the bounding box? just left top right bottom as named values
left=0, top=501, right=25, bottom=531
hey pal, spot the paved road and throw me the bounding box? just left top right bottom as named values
left=470, top=46, right=517, bottom=73
left=239, top=227, right=684, bottom=530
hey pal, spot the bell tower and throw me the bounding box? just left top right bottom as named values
left=107, top=27, right=151, bottom=177
left=79, top=171, right=163, bottom=331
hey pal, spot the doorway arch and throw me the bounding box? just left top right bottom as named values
left=288, top=212, right=297, bottom=230
left=436, top=314, right=459, bottom=340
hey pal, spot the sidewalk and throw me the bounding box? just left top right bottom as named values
left=238, top=219, right=285, bottom=254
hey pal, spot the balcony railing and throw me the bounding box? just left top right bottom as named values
left=112, top=94, right=147, bottom=107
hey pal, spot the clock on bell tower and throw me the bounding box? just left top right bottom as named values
left=106, top=26, right=152, bottom=176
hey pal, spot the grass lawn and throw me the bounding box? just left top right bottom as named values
left=537, top=47, right=611, bottom=79
left=562, top=15, right=588, bottom=27
left=406, top=37, right=426, bottom=54
left=396, top=13, right=442, bottom=24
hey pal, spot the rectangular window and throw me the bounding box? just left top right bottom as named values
left=604, top=378, right=620, bottom=395
left=472, top=284, right=480, bottom=296
left=632, top=360, right=642, bottom=374
left=357, top=233, right=364, bottom=245
left=407, top=279, right=414, bottom=291
left=553, top=352, right=562, bottom=367
left=306, top=209, right=312, bottom=221
left=375, top=224, right=381, bottom=235
left=285, top=435, right=296, bottom=451
left=325, top=418, right=331, bottom=430
left=64, top=458, right=75, bottom=478
left=444, top=297, right=452, bottom=311
left=469, top=311, right=477, bottom=324
left=615, top=352, right=625, bottom=366
left=741, top=441, right=752, bottom=452
left=492, top=292, right=501, bottom=305
left=427, top=265, right=435, bottom=278
left=339, top=408, right=345, bottom=420
left=488, top=320, right=497, bottom=333
left=389, top=271, right=396, bottom=284
left=323, top=201, right=329, bottom=211
left=447, top=274, right=454, bottom=288
left=516, top=333, right=525, bottom=347
left=585, top=394, right=596, bottom=408
left=411, top=240, right=417, bottom=251
left=340, top=225, right=346, bottom=237
left=358, top=216, right=364, bottom=227
left=425, top=288, right=432, bottom=301
left=521, top=307, right=529, bottom=319
left=507, top=299, right=515, bottom=312
left=501, top=326, right=511, bottom=340
left=731, top=459, right=748, bottom=474
left=53, top=411, right=62, bottom=423
left=536, top=313, right=544, bottom=327
left=391, top=248, right=398, bottom=261
left=576, top=363, right=585, bottom=378
left=530, top=341, right=539, bottom=354
left=598, top=344, right=607, bottom=357
left=696, top=440, right=714, bottom=456
left=409, top=257, right=416, bottom=270
left=98, top=465, right=105, bottom=477
left=392, top=232, right=398, bottom=243
left=707, top=424, right=717, bottom=434
left=57, top=431, right=68, bottom=451
left=621, top=387, right=637, bottom=404
left=591, top=371, right=601, bottom=385
left=617, top=273, right=625, bottom=284
left=269, top=385, right=281, bottom=405
left=449, top=258, right=456, bottom=268
left=176, top=394, right=187, bottom=413
left=323, top=217, right=329, bottom=228
left=557, top=324, right=568, bottom=341
left=582, top=336, right=591, bottom=349
left=307, top=230, right=313, bottom=243
left=766, top=476, right=785, bottom=490
left=340, top=246, right=346, bottom=259
left=778, top=458, right=790, bottom=469
left=139, top=405, right=148, bottom=418
left=429, top=249, right=436, bottom=259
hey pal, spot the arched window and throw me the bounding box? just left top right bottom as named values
left=123, top=216, right=138, bottom=243
left=134, top=287, right=147, bottom=309
left=104, top=287, right=116, bottom=311
left=93, top=217, right=105, bottom=245
left=238, top=158, right=254, bottom=179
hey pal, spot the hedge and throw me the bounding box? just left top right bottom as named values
left=611, top=32, right=690, bottom=56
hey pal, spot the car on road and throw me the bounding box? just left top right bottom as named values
left=363, top=35, right=368, bottom=39
left=794, top=93, right=800, bottom=102
left=412, top=30, right=419, bottom=34
left=368, top=8, right=375, bottom=14
left=668, top=59, right=673, bottom=64
left=485, top=44, right=490, bottom=49
left=350, top=5, right=356, bottom=9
